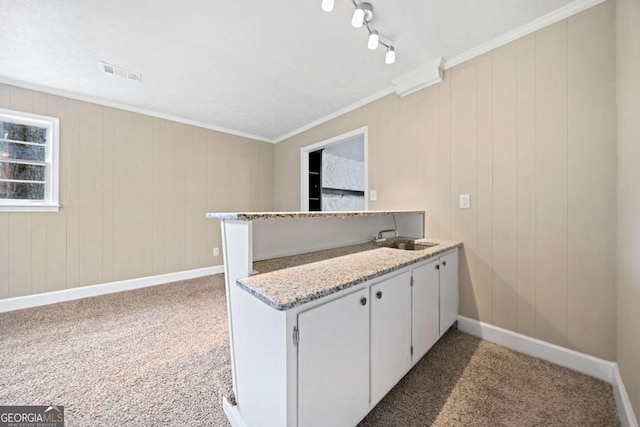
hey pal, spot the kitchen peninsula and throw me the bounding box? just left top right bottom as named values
left=206, top=210, right=461, bottom=427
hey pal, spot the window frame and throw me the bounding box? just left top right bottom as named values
left=0, top=109, right=60, bottom=212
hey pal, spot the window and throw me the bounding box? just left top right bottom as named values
left=0, top=109, right=59, bottom=212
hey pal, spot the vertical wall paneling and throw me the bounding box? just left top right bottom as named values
left=420, top=86, right=439, bottom=238
left=567, top=2, right=616, bottom=360
left=437, top=72, right=452, bottom=240
left=132, top=114, right=154, bottom=278
left=449, top=61, right=478, bottom=320
left=78, top=102, right=104, bottom=287
left=112, top=110, right=135, bottom=281
left=516, top=35, right=538, bottom=337
left=476, top=52, right=494, bottom=323
left=102, top=107, right=115, bottom=283
left=491, top=43, right=519, bottom=330
left=534, top=21, right=569, bottom=347
left=151, top=118, right=169, bottom=275
left=170, top=121, right=187, bottom=273
left=65, top=100, right=80, bottom=288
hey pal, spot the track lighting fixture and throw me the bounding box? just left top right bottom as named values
left=319, top=0, right=396, bottom=64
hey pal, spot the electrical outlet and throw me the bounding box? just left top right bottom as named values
left=370, top=189, right=377, bottom=202
left=213, top=247, right=220, bottom=256
left=459, top=194, right=470, bottom=209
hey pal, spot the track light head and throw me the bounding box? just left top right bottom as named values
left=385, top=45, right=396, bottom=64
left=321, top=0, right=334, bottom=12
left=352, top=2, right=373, bottom=28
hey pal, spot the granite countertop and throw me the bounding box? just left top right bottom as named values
left=206, top=210, right=424, bottom=221
left=238, top=238, right=462, bottom=311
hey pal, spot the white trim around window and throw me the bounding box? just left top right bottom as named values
left=0, top=109, right=60, bottom=212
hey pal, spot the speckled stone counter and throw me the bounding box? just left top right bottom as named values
left=239, top=239, right=462, bottom=311
left=206, top=210, right=424, bottom=221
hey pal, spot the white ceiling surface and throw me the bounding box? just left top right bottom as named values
left=0, top=0, right=576, bottom=141
left=324, top=135, right=365, bottom=162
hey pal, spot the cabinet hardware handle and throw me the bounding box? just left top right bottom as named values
left=436, top=264, right=440, bottom=270
left=360, top=297, right=367, bottom=306
left=443, top=261, right=447, bottom=267
left=376, top=291, right=382, bottom=299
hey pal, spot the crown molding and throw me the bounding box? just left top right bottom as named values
left=0, top=76, right=276, bottom=144
left=392, top=57, right=445, bottom=97
left=444, top=0, right=608, bottom=69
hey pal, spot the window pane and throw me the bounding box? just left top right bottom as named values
left=0, top=163, right=45, bottom=181
left=0, top=181, right=45, bottom=200
left=0, top=141, right=45, bottom=162
left=1, top=122, right=47, bottom=143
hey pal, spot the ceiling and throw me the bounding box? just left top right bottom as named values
left=0, top=0, right=580, bottom=141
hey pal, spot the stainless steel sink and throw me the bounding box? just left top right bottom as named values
left=376, top=238, right=439, bottom=251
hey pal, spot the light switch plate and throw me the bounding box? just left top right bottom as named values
left=370, top=189, right=377, bottom=202
left=459, top=194, right=470, bottom=209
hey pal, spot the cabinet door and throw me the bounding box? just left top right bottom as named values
left=439, top=250, right=459, bottom=336
left=370, top=271, right=412, bottom=405
left=412, top=260, right=440, bottom=362
left=298, top=288, right=370, bottom=427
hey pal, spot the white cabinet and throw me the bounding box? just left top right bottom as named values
left=411, top=259, right=440, bottom=361
left=297, top=288, right=370, bottom=427
left=439, top=250, right=459, bottom=336
left=370, top=272, right=412, bottom=404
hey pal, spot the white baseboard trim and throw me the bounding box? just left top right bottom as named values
left=457, top=315, right=615, bottom=382
left=222, top=397, right=246, bottom=427
left=0, top=265, right=225, bottom=313
left=613, top=364, right=639, bottom=427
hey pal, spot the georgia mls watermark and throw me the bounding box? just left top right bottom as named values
left=0, top=405, right=64, bottom=427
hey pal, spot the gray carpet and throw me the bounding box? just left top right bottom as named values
left=0, top=274, right=620, bottom=426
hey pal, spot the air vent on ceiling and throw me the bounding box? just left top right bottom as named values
left=99, top=61, right=142, bottom=83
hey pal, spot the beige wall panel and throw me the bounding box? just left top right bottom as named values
left=44, top=95, right=68, bottom=292
left=449, top=61, right=478, bottom=320
left=422, top=87, right=440, bottom=237
left=8, top=214, right=31, bottom=297
left=492, top=43, right=519, bottom=330
left=185, top=126, right=210, bottom=269
left=169, top=121, right=187, bottom=273
left=0, top=213, right=8, bottom=298
left=475, top=52, right=494, bottom=323
left=437, top=72, right=452, bottom=240
left=567, top=2, right=616, bottom=360
left=132, top=114, right=154, bottom=278
left=616, top=0, right=640, bottom=415
left=151, top=118, right=169, bottom=275
left=112, top=110, right=135, bottom=281
left=65, top=100, right=80, bottom=288
left=78, top=102, right=104, bottom=287
left=101, top=107, right=115, bottom=283
left=535, top=21, right=569, bottom=347
left=516, top=35, right=538, bottom=337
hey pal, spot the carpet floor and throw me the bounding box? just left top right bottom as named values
left=0, top=274, right=619, bottom=426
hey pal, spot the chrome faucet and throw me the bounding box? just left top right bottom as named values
left=376, top=228, right=398, bottom=240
